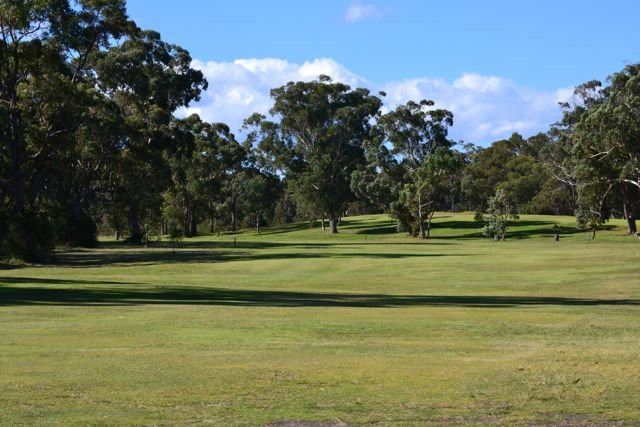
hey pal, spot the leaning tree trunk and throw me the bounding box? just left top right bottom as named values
left=624, top=202, right=637, bottom=235
left=621, top=184, right=638, bottom=235
left=628, top=215, right=638, bottom=235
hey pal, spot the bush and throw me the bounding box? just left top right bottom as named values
left=480, top=189, right=518, bottom=241
left=2, top=210, right=55, bottom=262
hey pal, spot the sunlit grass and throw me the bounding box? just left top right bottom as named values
left=1, top=213, right=639, bottom=424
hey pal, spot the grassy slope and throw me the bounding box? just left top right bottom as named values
left=1, top=213, right=639, bottom=425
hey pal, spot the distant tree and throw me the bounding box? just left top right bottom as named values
left=244, top=174, right=272, bottom=233
left=396, top=149, right=462, bottom=238
left=97, top=30, right=207, bottom=242
left=482, top=189, right=519, bottom=241
left=379, top=100, right=456, bottom=238
left=567, top=67, right=640, bottom=235
left=246, top=76, right=382, bottom=233
left=0, top=0, right=131, bottom=259
left=350, top=125, right=404, bottom=213
left=167, top=221, right=184, bottom=253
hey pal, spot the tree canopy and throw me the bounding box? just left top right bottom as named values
left=2, top=0, right=639, bottom=261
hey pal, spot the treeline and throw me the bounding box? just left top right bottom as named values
left=1, top=1, right=639, bottom=261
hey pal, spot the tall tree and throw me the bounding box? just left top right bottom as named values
left=379, top=100, right=455, bottom=238
left=96, top=29, right=206, bottom=242
left=570, top=66, right=640, bottom=234
left=248, top=75, right=382, bottom=233
left=0, top=0, right=131, bottom=259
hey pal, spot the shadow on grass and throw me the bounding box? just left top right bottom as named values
left=331, top=217, right=593, bottom=239
left=0, top=277, right=141, bottom=285
left=251, top=222, right=316, bottom=236
left=47, top=249, right=470, bottom=268
left=97, top=240, right=456, bottom=251
left=1, top=286, right=638, bottom=308
left=428, top=220, right=606, bottom=240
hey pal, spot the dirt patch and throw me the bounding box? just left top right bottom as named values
left=524, top=413, right=625, bottom=426
left=265, top=421, right=347, bottom=427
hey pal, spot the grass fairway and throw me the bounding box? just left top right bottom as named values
left=1, top=213, right=639, bottom=425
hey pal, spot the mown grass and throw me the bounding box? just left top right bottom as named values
left=1, top=213, right=639, bottom=425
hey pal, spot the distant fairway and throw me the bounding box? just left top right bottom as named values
left=1, top=213, right=639, bottom=425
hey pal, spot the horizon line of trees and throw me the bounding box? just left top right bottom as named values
left=2, top=1, right=639, bottom=261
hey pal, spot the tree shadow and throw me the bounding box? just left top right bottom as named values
left=0, top=277, right=141, bottom=285
left=428, top=220, right=598, bottom=240
left=97, top=240, right=456, bottom=251
left=253, top=222, right=315, bottom=236
left=1, top=285, right=637, bottom=308
left=47, top=249, right=472, bottom=268
left=353, top=222, right=398, bottom=235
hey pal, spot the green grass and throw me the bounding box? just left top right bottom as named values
left=1, top=213, right=639, bottom=425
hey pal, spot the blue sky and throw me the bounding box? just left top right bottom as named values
left=126, top=0, right=640, bottom=144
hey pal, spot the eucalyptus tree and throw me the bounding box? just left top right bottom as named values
left=569, top=66, right=640, bottom=234
left=96, top=30, right=206, bottom=242
left=481, top=188, right=519, bottom=241
left=379, top=100, right=455, bottom=238
left=350, top=125, right=402, bottom=213
left=246, top=75, right=383, bottom=233
left=0, top=0, right=131, bottom=259
left=193, top=121, right=245, bottom=234
left=397, top=148, right=462, bottom=238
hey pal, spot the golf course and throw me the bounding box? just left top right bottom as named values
left=1, top=213, right=639, bottom=425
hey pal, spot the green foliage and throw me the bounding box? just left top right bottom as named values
left=2, top=2, right=639, bottom=262
left=167, top=221, right=184, bottom=253
left=575, top=206, right=606, bottom=239
left=0, top=0, right=205, bottom=258
left=380, top=100, right=458, bottom=238
left=248, top=76, right=383, bottom=233
left=481, top=189, right=519, bottom=241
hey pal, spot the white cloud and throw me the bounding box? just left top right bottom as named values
left=343, top=3, right=387, bottom=23
left=180, top=58, right=368, bottom=132
left=182, top=57, right=572, bottom=144
left=380, top=74, right=572, bottom=142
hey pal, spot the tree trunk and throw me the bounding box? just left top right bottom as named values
left=256, top=212, right=260, bottom=233
left=128, top=199, right=142, bottom=243
left=183, top=209, right=190, bottom=237
left=417, top=196, right=426, bottom=239
left=321, top=218, right=325, bottom=231
left=628, top=216, right=637, bottom=235
left=621, top=185, right=638, bottom=235
left=8, top=96, right=26, bottom=214
left=190, top=216, right=197, bottom=236
left=329, top=218, right=338, bottom=234
left=208, top=198, right=215, bottom=233
left=426, top=211, right=434, bottom=239
left=230, top=198, right=238, bottom=232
